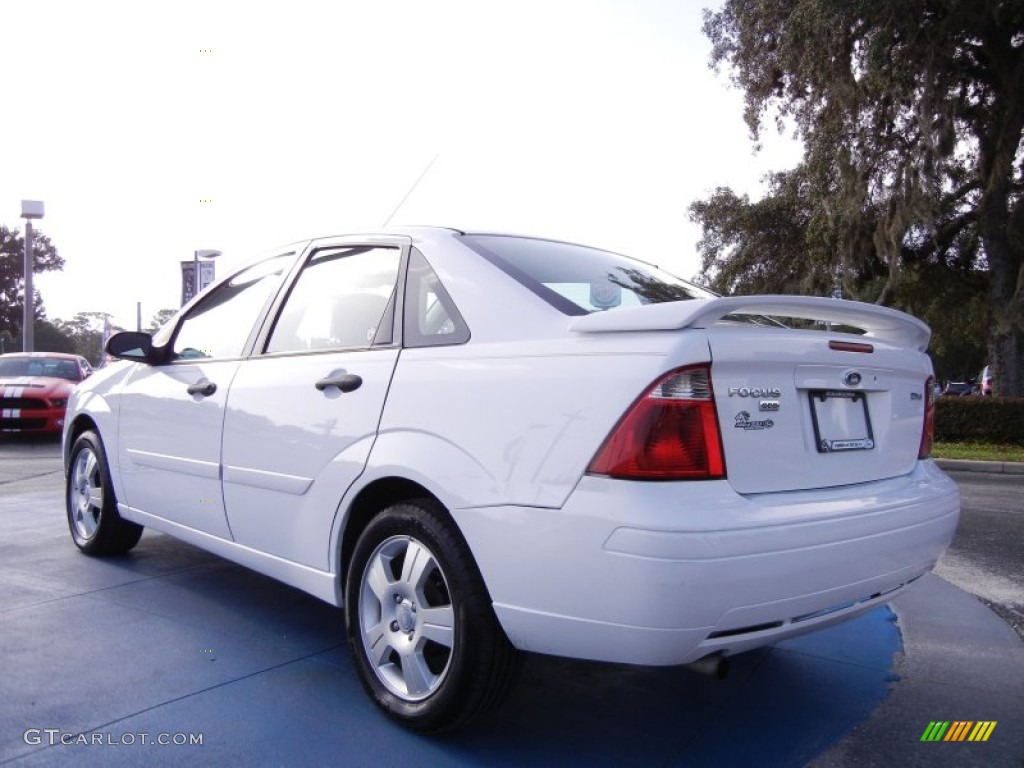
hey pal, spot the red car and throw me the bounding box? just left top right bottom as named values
left=0, top=352, right=93, bottom=434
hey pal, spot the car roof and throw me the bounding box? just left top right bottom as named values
left=301, top=226, right=626, bottom=256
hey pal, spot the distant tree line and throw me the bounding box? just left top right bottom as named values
left=0, top=224, right=173, bottom=364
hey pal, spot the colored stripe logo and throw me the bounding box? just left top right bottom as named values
left=921, top=721, right=997, bottom=742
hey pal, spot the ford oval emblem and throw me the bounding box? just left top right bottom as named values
left=843, top=370, right=862, bottom=387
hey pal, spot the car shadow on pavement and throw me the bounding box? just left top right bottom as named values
left=3, top=528, right=901, bottom=767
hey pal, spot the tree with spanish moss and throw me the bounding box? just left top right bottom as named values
left=693, top=0, right=1023, bottom=394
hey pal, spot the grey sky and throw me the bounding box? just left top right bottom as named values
left=2, top=0, right=799, bottom=330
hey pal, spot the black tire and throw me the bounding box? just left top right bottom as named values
left=66, top=430, right=143, bottom=555
left=344, top=499, right=520, bottom=732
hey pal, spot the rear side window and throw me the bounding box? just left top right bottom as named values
left=460, top=234, right=714, bottom=316
left=403, top=248, right=470, bottom=347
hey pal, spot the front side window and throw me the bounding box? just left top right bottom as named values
left=265, top=246, right=401, bottom=354
left=170, top=254, right=292, bottom=360
left=460, top=234, right=715, bottom=316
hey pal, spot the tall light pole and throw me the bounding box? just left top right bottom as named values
left=193, top=248, right=221, bottom=299
left=20, top=200, right=45, bottom=353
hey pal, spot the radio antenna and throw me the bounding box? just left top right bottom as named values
left=382, top=153, right=440, bottom=227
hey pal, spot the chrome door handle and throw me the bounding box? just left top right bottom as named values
left=186, top=380, right=217, bottom=397
left=315, top=374, right=362, bottom=393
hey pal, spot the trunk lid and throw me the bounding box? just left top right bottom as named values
left=705, top=326, right=929, bottom=493
left=571, top=296, right=933, bottom=494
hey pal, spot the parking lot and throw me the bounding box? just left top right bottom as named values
left=2, top=436, right=1022, bottom=767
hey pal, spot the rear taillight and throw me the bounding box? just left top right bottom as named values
left=587, top=365, right=726, bottom=480
left=919, top=376, right=935, bottom=459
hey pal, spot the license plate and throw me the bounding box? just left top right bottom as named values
left=808, top=390, right=874, bottom=453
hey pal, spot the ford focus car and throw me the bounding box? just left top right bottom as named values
left=62, top=227, right=960, bottom=732
left=1, top=352, right=92, bottom=433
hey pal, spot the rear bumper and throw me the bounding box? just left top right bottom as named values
left=452, top=460, right=959, bottom=665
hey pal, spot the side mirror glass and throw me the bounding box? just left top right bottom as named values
left=106, top=331, right=156, bottom=363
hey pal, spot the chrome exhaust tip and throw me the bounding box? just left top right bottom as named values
left=686, top=654, right=729, bottom=679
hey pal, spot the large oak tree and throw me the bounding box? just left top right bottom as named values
left=695, top=0, right=1023, bottom=394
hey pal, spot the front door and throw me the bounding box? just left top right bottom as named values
left=116, top=253, right=293, bottom=537
left=117, top=360, right=240, bottom=537
left=221, top=241, right=405, bottom=568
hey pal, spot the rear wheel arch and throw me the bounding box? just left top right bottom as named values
left=341, top=493, right=520, bottom=731
left=339, top=477, right=457, bottom=592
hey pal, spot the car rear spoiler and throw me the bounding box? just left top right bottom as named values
left=569, top=295, right=931, bottom=351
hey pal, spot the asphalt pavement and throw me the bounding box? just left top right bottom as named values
left=932, top=471, right=1024, bottom=638
left=1, top=436, right=1021, bottom=766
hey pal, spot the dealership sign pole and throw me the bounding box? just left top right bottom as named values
left=20, top=200, right=44, bottom=353
left=182, top=249, right=220, bottom=306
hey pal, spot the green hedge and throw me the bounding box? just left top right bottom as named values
left=934, top=396, right=1024, bottom=445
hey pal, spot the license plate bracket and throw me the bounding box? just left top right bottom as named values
left=808, top=390, right=874, bottom=453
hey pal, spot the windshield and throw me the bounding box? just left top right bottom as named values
left=0, top=356, right=82, bottom=381
left=460, top=234, right=714, bottom=316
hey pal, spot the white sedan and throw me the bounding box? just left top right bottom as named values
left=63, top=227, right=959, bottom=731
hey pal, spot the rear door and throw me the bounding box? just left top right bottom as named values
left=220, top=238, right=405, bottom=568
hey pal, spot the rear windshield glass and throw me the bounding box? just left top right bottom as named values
left=460, top=234, right=714, bottom=316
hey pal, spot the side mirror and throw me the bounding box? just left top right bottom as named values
left=106, top=331, right=157, bottom=363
